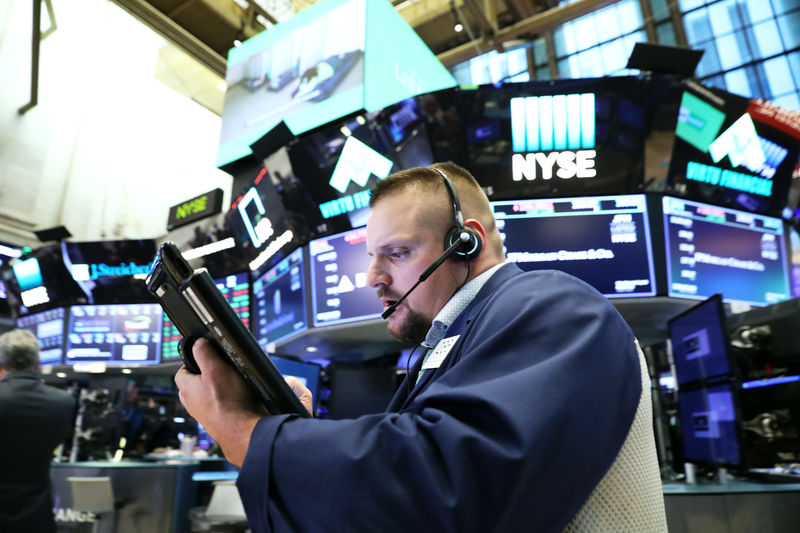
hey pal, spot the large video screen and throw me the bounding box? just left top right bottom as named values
left=668, top=87, right=800, bottom=217
left=252, top=247, right=308, bottom=348
left=218, top=0, right=366, bottom=166
left=16, top=307, right=66, bottom=365
left=61, top=239, right=156, bottom=304
left=162, top=272, right=251, bottom=362
left=662, top=196, right=790, bottom=306
left=668, top=294, right=732, bottom=386
left=6, top=245, right=85, bottom=314
left=287, top=97, right=433, bottom=233
left=66, top=303, right=162, bottom=366
left=309, top=227, right=382, bottom=326
left=678, top=382, right=742, bottom=467
left=492, top=194, right=657, bottom=297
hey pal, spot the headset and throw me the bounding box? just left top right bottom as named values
left=381, top=167, right=483, bottom=319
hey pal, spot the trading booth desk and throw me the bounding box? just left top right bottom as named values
left=663, top=479, right=800, bottom=533
left=51, top=460, right=201, bottom=533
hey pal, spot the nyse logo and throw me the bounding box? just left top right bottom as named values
left=328, top=137, right=393, bottom=194
left=510, top=93, right=596, bottom=181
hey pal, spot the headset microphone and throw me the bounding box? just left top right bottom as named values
left=381, top=233, right=469, bottom=320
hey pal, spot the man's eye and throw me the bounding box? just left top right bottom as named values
left=389, top=251, right=407, bottom=259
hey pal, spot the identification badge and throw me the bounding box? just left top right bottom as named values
left=422, top=335, right=460, bottom=370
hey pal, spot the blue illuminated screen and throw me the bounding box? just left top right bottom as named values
left=67, top=303, right=163, bottom=365
left=668, top=294, right=731, bottom=386
left=162, top=272, right=250, bottom=361
left=309, top=227, right=382, bottom=326
left=662, top=196, right=790, bottom=306
left=252, top=247, right=307, bottom=347
left=492, top=194, right=656, bottom=297
left=16, top=307, right=66, bottom=365
left=678, top=382, right=741, bottom=467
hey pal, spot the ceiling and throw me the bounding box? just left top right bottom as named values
left=111, top=0, right=621, bottom=115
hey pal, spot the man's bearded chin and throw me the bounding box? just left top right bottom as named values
left=388, top=307, right=431, bottom=345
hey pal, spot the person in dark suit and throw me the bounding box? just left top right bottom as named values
left=176, top=163, right=667, bottom=532
left=0, top=329, right=76, bottom=533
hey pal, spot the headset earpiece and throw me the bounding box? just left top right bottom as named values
left=444, top=226, right=482, bottom=261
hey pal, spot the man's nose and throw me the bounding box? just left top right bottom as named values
left=366, top=258, right=389, bottom=289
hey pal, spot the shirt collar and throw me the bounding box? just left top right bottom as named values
left=422, top=262, right=505, bottom=348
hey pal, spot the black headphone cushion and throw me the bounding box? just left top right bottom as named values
left=445, top=226, right=482, bottom=261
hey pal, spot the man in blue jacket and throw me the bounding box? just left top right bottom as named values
left=176, top=162, right=666, bottom=532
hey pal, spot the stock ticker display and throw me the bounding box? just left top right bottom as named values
left=663, top=196, right=790, bottom=306
left=492, top=194, right=657, bottom=297
left=66, top=303, right=163, bottom=365
left=309, top=227, right=382, bottom=326
left=252, top=247, right=308, bottom=348
left=16, top=307, right=66, bottom=365
left=161, top=272, right=251, bottom=361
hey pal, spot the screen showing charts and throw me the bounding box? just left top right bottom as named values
left=662, top=196, right=790, bottom=306
left=252, top=247, right=307, bottom=348
left=161, top=272, right=251, bottom=361
left=309, top=227, right=382, bottom=326
left=668, top=294, right=731, bottom=386
left=678, top=382, right=742, bottom=467
left=492, top=194, right=656, bottom=297
left=66, top=303, right=162, bottom=365
left=16, top=307, right=66, bottom=365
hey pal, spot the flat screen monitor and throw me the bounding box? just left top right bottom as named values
left=668, top=294, right=732, bottom=386
left=6, top=245, right=85, bottom=314
left=662, top=196, right=790, bottom=306
left=16, top=307, right=66, bottom=365
left=60, top=239, right=156, bottom=304
left=309, top=227, right=382, bottom=326
left=162, top=272, right=251, bottom=362
left=66, top=303, right=163, bottom=366
left=677, top=381, right=742, bottom=468
left=492, top=194, right=657, bottom=297
left=252, top=247, right=308, bottom=348
left=271, top=356, right=321, bottom=413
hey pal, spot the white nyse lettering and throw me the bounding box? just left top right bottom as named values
left=512, top=150, right=597, bottom=181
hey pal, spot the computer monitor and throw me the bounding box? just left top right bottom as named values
left=668, top=294, right=733, bottom=386
left=16, top=307, right=67, bottom=365
left=662, top=196, right=790, bottom=306
left=252, top=247, right=308, bottom=348
left=309, top=227, right=382, bottom=326
left=161, top=272, right=251, bottom=362
left=271, top=355, right=322, bottom=414
left=492, top=194, right=657, bottom=297
left=66, top=303, right=163, bottom=366
left=677, top=381, right=743, bottom=468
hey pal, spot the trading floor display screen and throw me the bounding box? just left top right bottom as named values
left=67, top=303, right=163, bottom=365
left=662, top=196, right=790, bottom=306
left=668, top=294, right=732, bottom=386
left=162, top=272, right=251, bottom=361
left=492, top=194, right=657, bottom=297
left=309, top=227, right=382, bottom=326
left=252, top=248, right=308, bottom=348
left=678, top=382, right=742, bottom=468
left=16, top=307, right=66, bottom=365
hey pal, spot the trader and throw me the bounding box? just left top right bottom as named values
left=176, top=163, right=667, bottom=532
left=0, top=329, right=75, bottom=533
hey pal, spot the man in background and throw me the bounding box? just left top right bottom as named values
left=0, top=329, right=75, bottom=533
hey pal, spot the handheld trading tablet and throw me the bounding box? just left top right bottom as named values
left=146, top=242, right=310, bottom=417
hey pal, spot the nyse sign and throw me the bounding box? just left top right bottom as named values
left=511, top=150, right=597, bottom=181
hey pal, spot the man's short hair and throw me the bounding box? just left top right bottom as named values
left=0, top=329, right=41, bottom=371
left=369, top=162, right=483, bottom=208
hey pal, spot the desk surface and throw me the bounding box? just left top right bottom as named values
left=663, top=480, right=800, bottom=494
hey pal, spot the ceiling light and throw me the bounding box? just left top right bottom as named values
left=305, top=346, right=318, bottom=352
left=233, top=40, right=242, bottom=47
left=454, top=23, right=463, bottom=32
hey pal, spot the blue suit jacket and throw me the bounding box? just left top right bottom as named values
left=239, top=264, right=641, bottom=532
